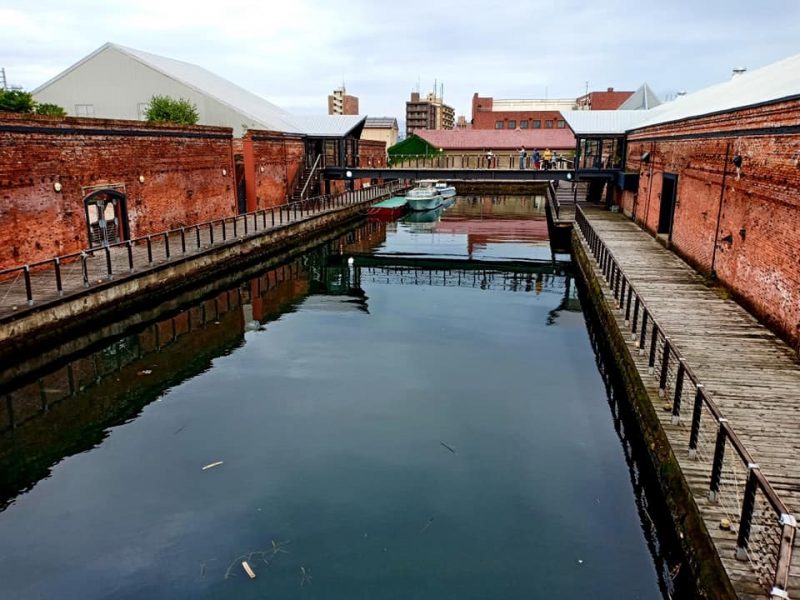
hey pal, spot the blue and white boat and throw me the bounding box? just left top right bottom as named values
left=406, top=180, right=456, bottom=211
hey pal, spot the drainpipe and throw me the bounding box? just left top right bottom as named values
left=710, top=142, right=732, bottom=277
left=642, top=141, right=655, bottom=230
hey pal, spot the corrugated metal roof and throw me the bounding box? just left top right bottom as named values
left=561, top=110, right=651, bottom=135
left=634, top=53, right=800, bottom=129
left=365, top=117, right=398, bottom=129
left=35, top=42, right=363, bottom=137
left=415, top=127, right=575, bottom=150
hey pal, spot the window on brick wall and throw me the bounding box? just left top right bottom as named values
left=75, top=104, right=95, bottom=117
left=557, top=120, right=566, bottom=128
left=508, top=119, right=516, bottom=129
left=520, top=120, right=529, bottom=129
left=495, top=121, right=504, bottom=129
left=545, top=120, right=554, bottom=128
left=532, top=120, right=541, bottom=128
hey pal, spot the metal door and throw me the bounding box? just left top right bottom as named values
left=85, top=190, right=127, bottom=247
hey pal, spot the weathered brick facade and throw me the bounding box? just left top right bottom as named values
left=619, top=99, right=800, bottom=348
left=359, top=139, right=387, bottom=167
left=242, top=130, right=306, bottom=211
left=0, top=113, right=235, bottom=268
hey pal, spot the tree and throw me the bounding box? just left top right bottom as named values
left=36, top=103, right=67, bottom=117
left=145, top=95, right=199, bottom=125
left=0, top=89, right=35, bottom=113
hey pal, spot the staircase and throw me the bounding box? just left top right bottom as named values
left=290, top=154, right=323, bottom=203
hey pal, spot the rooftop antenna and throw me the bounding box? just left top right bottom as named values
left=585, top=80, right=589, bottom=95
left=434, top=78, right=437, bottom=99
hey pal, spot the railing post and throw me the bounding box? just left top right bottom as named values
left=631, top=297, right=640, bottom=338
left=164, top=232, right=171, bottom=259
left=658, top=337, right=671, bottom=393
left=222, top=219, right=228, bottom=240
left=625, top=286, right=633, bottom=323
left=180, top=227, right=186, bottom=254
left=671, top=358, right=685, bottom=424
left=648, top=326, right=659, bottom=371
left=196, top=225, right=201, bottom=248
left=233, top=217, right=238, bottom=238
left=81, top=252, right=90, bottom=287
left=271, top=208, right=275, bottom=227
left=639, top=309, right=648, bottom=352
left=618, top=277, right=626, bottom=308
left=147, top=236, right=153, bottom=264
left=104, top=246, right=113, bottom=279
left=209, top=223, right=215, bottom=246
left=735, top=464, right=760, bottom=560
left=23, top=265, right=33, bottom=305
left=708, top=419, right=728, bottom=502
left=126, top=241, right=134, bottom=272
left=54, top=258, right=64, bottom=297
left=688, top=385, right=704, bottom=459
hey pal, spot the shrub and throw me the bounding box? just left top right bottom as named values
left=36, top=103, right=67, bottom=117
left=145, top=95, right=199, bottom=125
left=0, top=89, right=35, bottom=113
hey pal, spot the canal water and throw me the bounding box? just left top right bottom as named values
left=0, top=195, right=688, bottom=599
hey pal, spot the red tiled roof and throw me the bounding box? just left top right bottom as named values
left=415, top=127, right=575, bottom=151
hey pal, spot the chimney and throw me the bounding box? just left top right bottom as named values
left=731, top=67, right=747, bottom=79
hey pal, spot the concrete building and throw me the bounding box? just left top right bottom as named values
left=361, top=117, right=398, bottom=149
left=327, top=86, right=359, bottom=115
left=575, top=87, right=635, bottom=110
left=471, top=93, right=573, bottom=130
left=405, top=91, right=455, bottom=136
left=33, top=42, right=364, bottom=138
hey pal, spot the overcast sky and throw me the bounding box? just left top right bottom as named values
left=3, top=0, right=799, bottom=119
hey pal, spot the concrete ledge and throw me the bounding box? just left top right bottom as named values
left=572, top=229, right=737, bottom=600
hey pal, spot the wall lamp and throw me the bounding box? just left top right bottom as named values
left=641, top=151, right=651, bottom=163
left=732, top=154, right=743, bottom=168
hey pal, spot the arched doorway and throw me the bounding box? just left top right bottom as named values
left=84, top=189, right=129, bottom=247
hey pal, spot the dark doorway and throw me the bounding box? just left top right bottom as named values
left=84, top=189, right=128, bottom=247
left=657, top=173, right=678, bottom=238
left=234, top=154, right=247, bottom=214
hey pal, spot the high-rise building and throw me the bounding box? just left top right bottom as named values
left=328, top=86, right=359, bottom=115
left=404, top=90, right=454, bottom=137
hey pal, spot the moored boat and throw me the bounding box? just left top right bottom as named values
left=405, top=180, right=456, bottom=211
left=368, top=196, right=408, bottom=220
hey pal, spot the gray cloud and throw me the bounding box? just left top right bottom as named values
left=2, top=0, right=798, bottom=120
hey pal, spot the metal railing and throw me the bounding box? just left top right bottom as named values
left=298, top=153, right=323, bottom=200
left=389, top=154, right=574, bottom=171
left=575, top=206, right=797, bottom=600
left=0, top=181, right=406, bottom=315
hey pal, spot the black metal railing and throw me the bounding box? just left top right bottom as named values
left=575, top=206, right=797, bottom=600
left=389, top=154, right=574, bottom=171
left=0, top=181, right=407, bottom=315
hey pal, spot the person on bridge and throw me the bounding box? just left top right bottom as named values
left=543, top=148, right=552, bottom=170
left=486, top=149, right=494, bottom=168
left=532, top=149, right=541, bottom=170
left=519, top=147, right=526, bottom=170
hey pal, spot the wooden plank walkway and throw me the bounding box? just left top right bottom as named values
left=0, top=184, right=403, bottom=321
left=577, top=205, right=799, bottom=599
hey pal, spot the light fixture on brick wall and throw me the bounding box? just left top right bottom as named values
left=222, top=168, right=227, bottom=176
left=53, top=182, right=62, bottom=192
left=138, top=175, right=145, bottom=183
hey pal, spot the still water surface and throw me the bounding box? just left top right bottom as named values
left=0, top=196, right=671, bottom=598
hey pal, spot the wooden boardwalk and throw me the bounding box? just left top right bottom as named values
left=577, top=205, right=799, bottom=599
left=0, top=184, right=403, bottom=321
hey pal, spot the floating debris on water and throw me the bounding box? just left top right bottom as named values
left=202, top=461, right=224, bottom=471
left=138, top=369, right=153, bottom=376
left=440, top=441, right=456, bottom=454
left=241, top=560, right=256, bottom=579
left=421, top=517, right=434, bottom=533
left=300, top=566, right=312, bottom=587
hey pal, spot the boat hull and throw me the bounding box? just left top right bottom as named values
left=406, top=195, right=443, bottom=211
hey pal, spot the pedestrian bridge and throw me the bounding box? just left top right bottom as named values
left=325, top=166, right=620, bottom=183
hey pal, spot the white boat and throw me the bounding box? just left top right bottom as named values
left=406, top=180, right=456, bottom=211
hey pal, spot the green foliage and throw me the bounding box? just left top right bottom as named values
left=0, top=89, right=36, bottom=113
left=145, top=95, right=199, bottom=125
left=36, top=103, right=67, bottom=117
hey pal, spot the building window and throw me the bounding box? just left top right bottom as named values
left=508, top=119, right=516, bottom=129
left=495, top=121, right=504, bottom=129
left=557, top=120, right=566, bottom=128
left=137, top=103, right=149, bottom=120
left=520, top=120, right=529, bottom=129
left=532, top=120, right=541, bottom=129
left=545, top=120, right=554, bottom=128
left=75, top=104, right=95, bottom=117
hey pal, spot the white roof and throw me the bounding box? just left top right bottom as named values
left=35, top=42, right=365, bottom=137
left=561, top=110, right=651, bottom=135
left=492, top=98, right=576, bottom=111
left=633, top=52, right=800, bottom=130
left=618, top=83, right=661, bottom=110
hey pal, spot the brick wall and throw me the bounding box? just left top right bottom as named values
left=622, top=99, right=800, bottom=348
left=359, top=139, right=387, bottom=167
left=0, top=113, right=235, bottom=269
left=242, top=130, right=306, bottom=210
